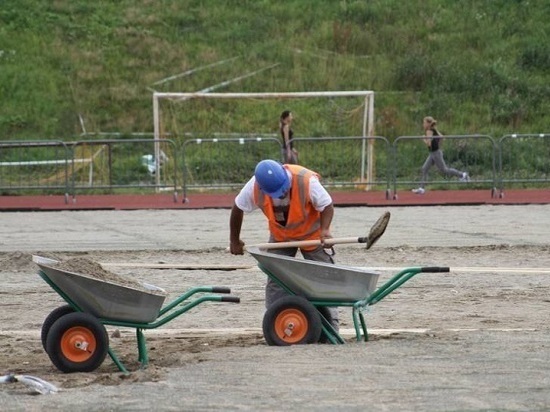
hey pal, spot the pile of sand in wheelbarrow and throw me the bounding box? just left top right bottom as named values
left=54, top=257, right=166, bottom=296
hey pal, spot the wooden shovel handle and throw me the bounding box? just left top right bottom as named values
left=248, top=236, right=368, bottom=250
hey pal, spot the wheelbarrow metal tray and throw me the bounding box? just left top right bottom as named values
left=33, top=256, right=166, bottom=323
left=248, top=247, right=380, bottom=302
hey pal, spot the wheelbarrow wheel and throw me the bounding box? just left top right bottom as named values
left=41, top=305, right=75, bottom=351
left=263, top=296, right=322, bottom=346
left=45, top=312, right=109, bottom=373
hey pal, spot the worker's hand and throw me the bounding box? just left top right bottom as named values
left=320, top=229, right=333, bottom=248
left=229, top=239, right=245, bottom=255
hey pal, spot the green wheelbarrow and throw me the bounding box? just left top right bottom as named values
left=247, top=247, right=449, bottom=345
left=33, top=256, right=240, bottom=374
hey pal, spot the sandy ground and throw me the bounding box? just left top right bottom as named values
left=1, top=205, right=549, bottom=411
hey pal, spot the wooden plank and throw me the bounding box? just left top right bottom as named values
left=100, top=263, right=550, bottom=273
left=359, top=266, right=550, bottom=274
left=100, top=263, right=255, bottom=270
left=2, top=327, right=538, bottom=339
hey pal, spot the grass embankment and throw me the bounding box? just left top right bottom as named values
left=1, top=1, right=548, bottom=187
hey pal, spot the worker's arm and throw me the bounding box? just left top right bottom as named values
left=309, top=176, right=334, bottom=247
left=229, top=204, right=245, bottom=255
left=319, top=203, right=334, bottom=247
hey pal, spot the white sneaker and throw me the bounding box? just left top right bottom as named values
left=460, top=172, right=470, bottom=182
left=412, top=187, right=425, bottom=194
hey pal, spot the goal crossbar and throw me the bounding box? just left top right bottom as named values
left=154, top=91, right=373, bottom=99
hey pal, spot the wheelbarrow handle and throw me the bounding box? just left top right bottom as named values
left=221, top=296, right=241, bottom=303
left=211, top=286, right=231, bottom=294
left=420, top=266, right=450, bottom=273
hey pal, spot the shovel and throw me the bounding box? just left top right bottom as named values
left=1, top=374, right=59, bottom=395
left=248, top=211, right=390, bottom=251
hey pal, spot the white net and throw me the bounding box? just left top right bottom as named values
left=153, top=91, right=375, bottom=191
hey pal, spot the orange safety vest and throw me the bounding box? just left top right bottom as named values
left=254, top=164, right=322, bottom=250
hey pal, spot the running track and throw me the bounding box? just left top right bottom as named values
left=1, top=188, right=548, bottom=211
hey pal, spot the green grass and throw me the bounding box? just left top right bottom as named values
left=1, top=0, right=549, bottom=190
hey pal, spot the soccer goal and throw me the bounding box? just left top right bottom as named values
left=152, top=91, right=375, bottom=189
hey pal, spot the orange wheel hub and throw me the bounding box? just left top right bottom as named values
left=60, top=326, right=96, bottom=362
left=274, top=308, right=309, bottom=344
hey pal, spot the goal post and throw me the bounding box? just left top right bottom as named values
left=152, top=90, right=375, bottom=187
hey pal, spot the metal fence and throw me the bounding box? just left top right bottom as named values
left=70, top=139, right=179, bottom=198
left=391, top=134, right=498, bottom=199
left=182, top=136, right=282, bottom=200
left=0, top=138, right=178, bottom=202
left=1, top=134, right=548, bottom=203
left=291, top=136, right=392, bottom=195
left=497, top=134, right=550, bottom=197
left=0, top=140, right=71, bottom=198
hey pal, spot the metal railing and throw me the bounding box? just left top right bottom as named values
left=0, top=138, right=179, bottom=203
left=181, top=136, right=282, bottom=201
left=497, top=133, right=550, bottom=197
left=1, top=133, right=548, bottom=204
left=291, top=136, right=393, bottom=195
left=69, top=139, right=179, bottom=200
left=391, top=134, right=498, bottom=199
left=0, top=140, right=71, bottom=198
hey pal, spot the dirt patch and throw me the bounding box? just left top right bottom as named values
left=1, top=203, right=549, bottom=409
left=0, top=252, right=36, bottom=272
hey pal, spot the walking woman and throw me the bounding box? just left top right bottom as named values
left=280, top=110, right=298, bottom=164
left=412, top=116, right=469, bottom=194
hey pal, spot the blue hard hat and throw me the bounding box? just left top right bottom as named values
left=254, top=160, right=290, bottom=198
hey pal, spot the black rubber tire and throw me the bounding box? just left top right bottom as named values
left=41, top=305, right=75, bottom=351
left=262, top=295, right=322, bottom=346
left=45, top=312, right=109, bottom=373
left=316, top=306, right=335, bottom=344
